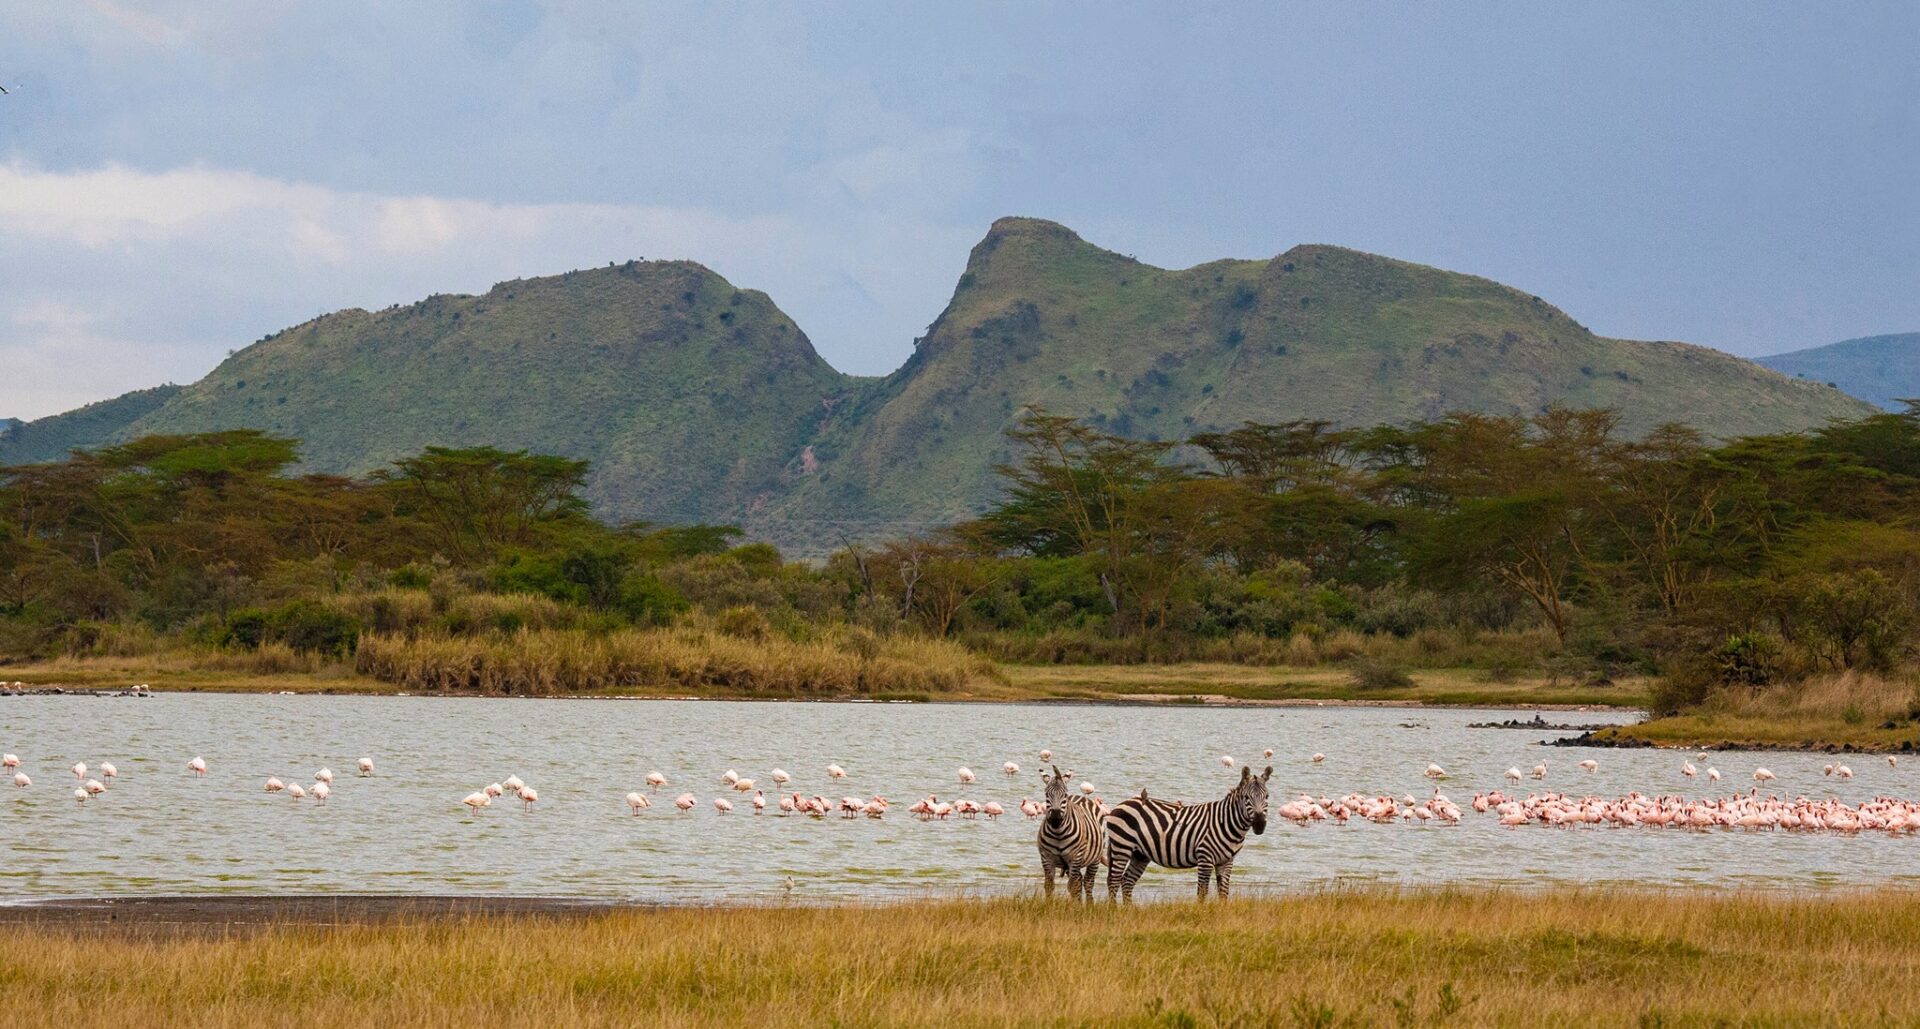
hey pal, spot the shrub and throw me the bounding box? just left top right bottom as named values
left=1348, top=657, right=1413, bottom=691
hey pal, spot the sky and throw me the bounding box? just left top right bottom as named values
left=0, top=2, right=1915, bottom=420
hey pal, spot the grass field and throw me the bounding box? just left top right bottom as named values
left=3, top=890, right=1916, bottom=1026
left=1592, top=671, right=1920, bottom=752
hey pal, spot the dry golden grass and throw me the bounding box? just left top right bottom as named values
left=1005, top=663, right=1646, bottom=708
left=354, top=625, right=1006, bottom=696
left=1599, top=671, right=1920, bottom=750
left=3, top=890, right=1917, bottom=1026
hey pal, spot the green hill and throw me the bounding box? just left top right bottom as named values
left=1757, top=333, right=1919, bottom=411
left=25, top=263, right=859, bottom=524
left=0, top=385, right=183, bottom=465
left=758, top=218, right=1875, bottom=535
left=2, top=219, right=1877, bottom=538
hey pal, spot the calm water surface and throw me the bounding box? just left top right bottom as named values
left=1, top=695, right=1914, bottom=902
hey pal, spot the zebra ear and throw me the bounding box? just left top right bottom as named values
left=1240, top=766, right=1251, bottom=783
left=1262, top=766, right=1273, bottom=781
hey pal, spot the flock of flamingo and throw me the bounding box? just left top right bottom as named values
left=5, top=740, right=1914, bottom=836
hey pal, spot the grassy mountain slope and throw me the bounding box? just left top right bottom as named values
left=121, top=263, right=857, bottom=524
left=762, top=218, right=1875, bottom=532
left=1757, top=333, right=1919, bottom=411
left=0, top=385, right=184, bottom=466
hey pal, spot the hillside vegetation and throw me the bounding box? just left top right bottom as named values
left=0, top=220, right=1872, bottom=537
left=1759, top=332, right=1919, bottom=411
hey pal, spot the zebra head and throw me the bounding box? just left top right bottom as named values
left=1041, top=764, right=1072, bottom=829
left=1235, top=765, right=1273, bottom=835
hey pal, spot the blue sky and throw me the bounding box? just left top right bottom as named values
left=1, top=2, right=1914, bottom=419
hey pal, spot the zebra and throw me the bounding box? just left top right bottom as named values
left=1104, top=764, right=1271, bottom=902
left=1037, top=765, right=1105, bottom=901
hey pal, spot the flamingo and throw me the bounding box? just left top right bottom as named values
left=779, top=793, right=797, bottom=815
left=99, top=762, right=117, bottom=784
left=626, top=792, right=649, bottom=815
left=1263, top=748, right=1275, bottom=759
left=311, top=782, right=331, bottom=804
left=827, top=764, right=847, bottom=781
left=358, top=757, right=375, bottom=776
left=73, top=787, right=87, bottom=804
left=1079, top=781, right=1096, bottom=795
left=518, top=786, right=537, bottom=810
left=1579, top=760, right=1598, bottom=773
left=983, top=801, right=1005, bottom=819
left=771, top=769, right=791, bottom=786
left=1754, top=768, right=1776, bottom=783
left=713, top=797, right=734, bottom=814
left=72, top=762, right=87, bottom=779
left=1003, top=761, right=1019, bottom=777
left=1682, top=763, right=1697, bottom=777
left=84, top=778, right=105, bottom=796
left=187, top=756, right=207, bottom=776
left=504, top=775, right=525, bottom=794
left=1890, top=756, right=1899, bottom=767
left=752, top=790, right=767, bottom=814
left=316, top=768, right=334, bottom=785
left=1823, top=764, right=1835, bottom=777
left=957, top=767, right=976, bottom=786
left=675, top=793, right=697, bottom=813
left=1, top=754, right=16, bottom=773
left=722, top=770, right=739, bottom=786
left=1505, top=767, right=1523, bottom=783
left=12, top=772, right=28, bottom=788
left=733, top=778, right=755, bottom=793
left=484, top=783, right=504, bottom=799
left=1220, top=755, right=1235, bottom=768
left=1312, top=753, right=1325, bottom=764
left=265, top=777, right=285, bottom=793
left=461, top=791, right=488, bottom=814
left=288, top=783, right=307, bottom=800
left=1424, top=764, right=1446, bottom=779
left=1707, top=768, right=1722, bottom=782
left=1019, top=798, right=1041, bottom=819
left=646, top=771, right=667, bottom=790
left=1039, top=749, right=1052, bottom=762
left=1530, top=763, right=1548, bottom=780
left=1837, top=766, right=1854, bottom=780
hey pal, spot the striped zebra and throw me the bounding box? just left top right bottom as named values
left=1037, top=765, right=1105, bottom=901
left=1104, top=765, right=1271, bottom=902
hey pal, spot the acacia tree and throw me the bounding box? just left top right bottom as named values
left=383, top=447, right=589, bottom=564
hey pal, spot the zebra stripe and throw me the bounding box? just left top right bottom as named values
left=1037, top=766, right=1105, bottom=901
left=1104, top=765, right=1271, bottom=901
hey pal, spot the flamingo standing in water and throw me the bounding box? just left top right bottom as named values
left=187, top=756, right=207, bottom=777
left=72, top=762, right=86, bottom=780
left=99, top=762, right=117, bottom=785
left=84, top=778, right=105, bottom=796
left=771, top=769, right=791, bottom=787
left=265, top=777, right=285, bottom=793
left=827, top=764, right=847, bottom=781
left=1, top=754, right=17, bottom=775
left=1312, top=753, right=1325, bottom=764
left=626, top=792, right=650, bottom=814
left=316, top=768, right=334, bottom=786
left=461, top=791, right=487, bottom=813
left=646, top=771, right=667, bottom=791
left=11, top=772, right=27, bottom=788
left=957, top=767, right=976, bottom=787
left=358, top=757, right=375, bottom=776
left=1579, top=760, right=1598, bottom=773
left=1003, top=761, right=1019, bottom=777
left=311, top=782, right=331, bottom=804
left=288, top=783, right=307, bottom=801
left=73, top=788, right=87, bottom=804
left=983, top=801, right=1005, bottom=819
left=752, top=790, right=767, bottom=814
left=504, top=775, right=525, bottom=794
left=1039, top=749, right=1052, bottom=762
left=1707, top=768, right=1722, bottom=782
left=674, top=793, right=697, bottom=813
left=518, top=786, right=537, bottom=810
left=713, top=796, right=734, bottom=814
left=1220, top=755, right=1235, bottom=768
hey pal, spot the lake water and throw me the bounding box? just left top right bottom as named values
left=1, top=694, right=1913, bottom=903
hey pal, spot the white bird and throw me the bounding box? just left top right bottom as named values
left=732, top=778, right=755, bottom=793
left=722, top=769, right=740, bottom=785
left=1505, top=767, right=1523, bottom=783
left=674, top=792, right=696, bottom=813
left=187, top=756, right=207, bottom=776
left=1578, top=760, right=1598, bottom=773
left=265, top=777, right=285, bottom=793
left=1753, top=768, right=1776, bottom=783
left=752, top=790, right=767, bottom=814
left=1530, top=763, right=1548, bottom=780
left=626, top=792, right=649, bottom=814
left=288, top=783, right=307, bottom=800
left=1, top=754, right=17, bottom=772
left=358, top=757, right=375, bottom=776
left=1424, top=764, right=1446, bottom=779
left=504, top=775, right=525, bottom=793
left=11, top=772, right=27, bottom=788
left=1823, top=764, right=1834, bottom=777
left=311, top=781, right=331, bottom=804
left=646, top=771, right=667, bottom=790
left=1707, top=768, right=1722, bottom=782
left=827, top=764, right=847, bottom=780
left=771, top=768, right=791, bottom=785
left=958, top=767, right=976, bottom=786
left=1220, top=755, right=1235, bottom=768
left=484, top=783, right=504, bottom=799
left=1682, top=763, right=1697, bottom=777
left=461, top=791, right=488, bottom=813
left=518, top=786, right=537, bottom=810
left=1039, top=749, right=1052, bottom=762
left=73, top=787, right=87, bottom=804
left=99, top=762, right=117, bottom=783
left=315, top=767, right=334, bottom=785
left=83, top=778, right=105, bottom=796
left=1836, top=765, right=1853, bottom=780
left=1003, top=761, right=1019, bottom=777
left=1891, top=756, right=1900, bottom=767
left=72, top=762, right=87, bottom=779
left=1079, top=781, right=1095, bottom=795
left=713, top=796, right=734, bottom=814
left=1311, top=753, right=1325, bottom=764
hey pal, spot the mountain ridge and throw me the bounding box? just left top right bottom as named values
left=1757, top=333, right=1918, bottom=412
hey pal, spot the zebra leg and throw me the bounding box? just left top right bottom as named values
left=1215, top=861, right=1233, bottom=900
left=1196, top=862, right=1212, bottom=901
left=1106, top=852, right=1127, bottom=903
left=1122, top=856, right=1148, bottom=903
left=1042, top=857, right=1058, bottom=898
left=1066, top=866, right=1083, bottom=901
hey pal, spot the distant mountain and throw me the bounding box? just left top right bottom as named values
left=1, top=219, right=1877, bottom=541
left=0, top=418, right=19, bottom=433
left=758, top=218, right=1877, bottom=533
left=0, top=385, right=183, bottom=465
left=1756, top=333, right=1919, bottom=412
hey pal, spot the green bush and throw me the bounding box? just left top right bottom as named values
left=1348, top=657, right=1413, bottom=691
